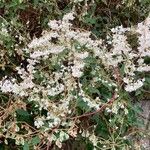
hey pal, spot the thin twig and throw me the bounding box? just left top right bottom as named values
left=71, top=93, right=117, bottom=119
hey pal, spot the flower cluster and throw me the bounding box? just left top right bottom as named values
left=0, top=11, right=149, bottom=149
left=104, top=20, right=150, bottom=92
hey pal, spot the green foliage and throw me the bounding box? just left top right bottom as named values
left=0, top=0, right=149, bottom=149
left=16, top=109, right=33, bottom=125
left=23, top=142, right=29, bottom=150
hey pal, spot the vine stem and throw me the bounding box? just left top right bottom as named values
left=71, top=93, right=117, bottom=120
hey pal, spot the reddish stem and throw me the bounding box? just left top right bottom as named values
left=71, top=93, right=117, bottom=120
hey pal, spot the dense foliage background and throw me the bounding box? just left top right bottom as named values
left=0, top=0, right=150, bottom=150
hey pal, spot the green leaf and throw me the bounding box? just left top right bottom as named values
left=77, top=96, right=90, bottom=111
left=145, top=76, right=150, bottom=84
left=16, top=109, right=30, bottom=116
left=135, top=89, right=142, bottom=96
left=16, top=109, right=33, bottom=125
left=86, top=142, right=94, bottom=150
left=31, top=136, right=40, bottom=145
left=87, top=86, right=100, bottom=96
left=23, top=142, right=29, bottom=150
left=33, top=0, right=39, bottom=5
left=0, top=143, right=4, bottom=150
left=120, top=64, right=125, bottom=76
left=84, top=17, right=96, bottom=25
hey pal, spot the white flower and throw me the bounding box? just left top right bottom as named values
left=0, top=80, right=13, bottom=93
left=65, top=31, right=77, bottom=39
left=89, top=134, right=98, bottom=146
left=125, top=79, right=144, bottom=92
left=106, top=107, right=112, bottom=113
left=71, top=66, right=83, bottom=78
left=137, top=65, right=150, bottom=72
left=55, top=140, right=62, bottom=148
left=30, top=50, right=50, bottom=59
left=0, top=11, right=150, bottom=146
left=1, top=27, right=8, bottom=36
left=124, top=108, right=128, bottom=115
left=74, top=52, right=89, bottom=59
left=59, top=131, right=69, bottom=142
left=47, top=84, right=64, bottom=96
left=63, top=12, right=75, bottom=22
left=48, top=20, right=60, bottom=30
left=49, top=45, right=65, bottom=54
left=34, top=118, right=45, bottom=128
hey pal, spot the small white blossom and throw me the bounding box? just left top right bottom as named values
left=34, top=118, right=45, bottom=128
